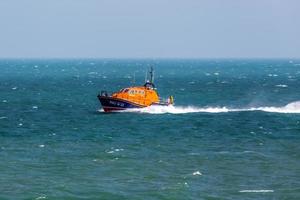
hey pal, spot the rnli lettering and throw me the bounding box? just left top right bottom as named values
left=109, top=100, right=125, bottom=107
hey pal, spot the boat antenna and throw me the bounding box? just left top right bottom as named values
left=149, top=66, right=154, bottom=84
left=145, top=69, right=148, bottom=83
left=132, top=71, right=136, bottom=85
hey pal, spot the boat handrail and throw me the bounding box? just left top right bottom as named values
left=100, top=90, right=110, bottom=97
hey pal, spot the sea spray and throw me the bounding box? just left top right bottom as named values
left=119, top=101, right=300, bottom=114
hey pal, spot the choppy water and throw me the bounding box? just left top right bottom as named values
left=1, top=59, right=300, bottom=199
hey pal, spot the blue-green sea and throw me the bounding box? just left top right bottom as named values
left=1, top=59, right=300, bottom=199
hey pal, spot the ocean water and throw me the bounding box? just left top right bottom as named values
left=0, top=59, right=300, bottom=199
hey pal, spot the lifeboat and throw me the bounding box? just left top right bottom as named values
left=97, top=67, right=174, bottom=112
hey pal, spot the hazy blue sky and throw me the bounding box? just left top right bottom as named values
left=0, top=0, right=299, bottom=58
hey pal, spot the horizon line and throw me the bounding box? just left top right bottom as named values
left=0, top=57, right=299, bottom=60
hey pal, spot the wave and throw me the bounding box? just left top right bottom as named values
left=239, top=190, right=274, bottom=193
left=121, top=101, right=300, bottom=114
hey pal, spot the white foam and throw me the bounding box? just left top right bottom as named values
left=192, top=171, right=202, bottom=176
left=276, top=84, right=288, bottom=88
left=268, top=74, right=278, bottom=77
left=120, top=101, right=300, bottom=114
left=35, top=196, right=46, bottom=200
left=255, top=101, right=300, bottom=113
left=114, top=148, right=124, bottom=152
left=106, top=148, right=124, bottom=154
left=124, top=105, right=232, bottom=114
left=239, top=190, right=274, bottom=193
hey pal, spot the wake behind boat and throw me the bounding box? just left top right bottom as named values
left=97, top=67, right=174, bottom=112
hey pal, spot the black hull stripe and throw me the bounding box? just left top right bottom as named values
left=102, top=106, right=126, bottom=110
left=98, top=96, right=146, bottom=108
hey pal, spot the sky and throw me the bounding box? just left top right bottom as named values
left=0, top=0, right=299, bottom=58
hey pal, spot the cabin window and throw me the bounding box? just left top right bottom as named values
left=124, top=89, right=129, bottom=93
